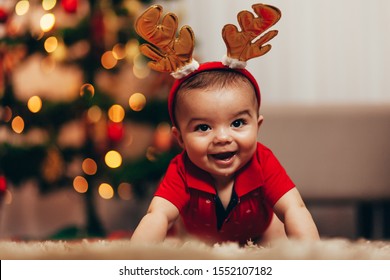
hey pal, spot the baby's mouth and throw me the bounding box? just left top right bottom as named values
left=210, top=151, right=236, bottom=161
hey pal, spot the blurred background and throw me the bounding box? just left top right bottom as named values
left=0, top=0, right=389, bottom=241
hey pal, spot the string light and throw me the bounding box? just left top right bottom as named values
left=40, top=13, right=56, bottom=32
left=98, top=183, right=114, bottom=199
left=42, top=0, right=57, bottom=11
left=15, top=0, right=30, bottom=16
left=27, top=96, right=42, bottom=113
left=105, top=150, right=122, bottom=168
left=11, top=116, right=24, bottom=134
left=125, top=39, right=140, bottom=62
left=87, top=106, right=102, bottom=123
left=101, top=51, right=117, bottom=69
left=108, top=104, right=125, bottom=123
left=80, top=83, right=95, bottom=98
left=73, top=176, right=88, bottom=193
left=129, top=93, right=146, bottom=112
left=82, top=158, right=97, bottom=175
left=112, top=43, right=126, bottom=60
left=44, top=36, right=58, bottom=53
left=133, top=54, right=150, bottom=79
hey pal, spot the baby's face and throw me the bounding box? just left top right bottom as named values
left=173, top=82, right=261, bottom=181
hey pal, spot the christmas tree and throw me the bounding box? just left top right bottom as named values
left=0, top=0, right=180, bottom=238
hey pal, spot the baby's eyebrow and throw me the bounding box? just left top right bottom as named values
left=233, top=110, right=253, bottom=118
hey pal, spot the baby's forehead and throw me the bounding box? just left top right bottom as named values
left=177, top=73, right=257, bottom=101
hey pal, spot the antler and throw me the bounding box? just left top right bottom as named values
left=134, top=5, right=197, bottom=75
left=222, top=4, right=281, bottom=64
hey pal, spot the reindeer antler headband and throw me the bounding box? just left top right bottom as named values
left=135, top=3, right=281, bottom=124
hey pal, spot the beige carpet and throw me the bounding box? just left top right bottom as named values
left=1, top=238, right=390, bottom=260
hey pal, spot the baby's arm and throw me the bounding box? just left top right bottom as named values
left=131, top=196, right=180, bottom=243
left=273, top=188, right=320, bottom=240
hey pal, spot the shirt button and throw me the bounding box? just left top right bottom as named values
left=205, top=199, right=211, bottom=204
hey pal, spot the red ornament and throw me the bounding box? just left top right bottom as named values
left=61, top=0, right=78, bottom=14
left=0, top=8, right=8, bottom=23
left=107, top=122, right=124, bottom=143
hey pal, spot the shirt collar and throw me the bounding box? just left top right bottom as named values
left=183, top=150, right=265, bottom=197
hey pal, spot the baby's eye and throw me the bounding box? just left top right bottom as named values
left=231, top=119, right=246, bottom=128
left=195, top=124, right=211, bottom=132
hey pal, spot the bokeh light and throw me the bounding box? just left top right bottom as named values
left=40, top=13, right=56, bottom=32
left=129, top=93, right=146, bottom=112
left=98, top=183, right=114, bottom=199
left=101, top=51, right=117, bottom=69
left=44, top=36, right=58, bottom=53
left=73, top=176, right=88, bottom=193
left=112, top=43, right=126, bottom=60
left=80, top=83, right=95, bottom=98
left=125, top=39, right=140, bottom=60
left=11, top=116, right=24, bottom=134
left=87, top=106, right=102, bottom=123
left=82, top=158, right=97, bottom=175
left=42, top=0, right=57, bottom=11
left=27, top=96, right=42, bottom=113
left=105, top=150, right=122, bottom=168
left=108, top=104, right=125, bottom=123
left=15, top=0, right=30, bottom=16
left=133, top=54, right=150, bottom=79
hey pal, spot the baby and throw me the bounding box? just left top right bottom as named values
left=130, top=62, right=319, bottom=245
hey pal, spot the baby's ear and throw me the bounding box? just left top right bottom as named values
left=257, top=114, right=264, bottom=128
left=171, top=126, right=185, bottom=148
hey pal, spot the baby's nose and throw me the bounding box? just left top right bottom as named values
left=213, top=128, right=233, bottom=144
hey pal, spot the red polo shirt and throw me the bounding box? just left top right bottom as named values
left=155, top=142, right=295, bottom=244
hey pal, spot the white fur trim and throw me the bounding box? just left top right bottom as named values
left=222, top=55, right=247, bottom=69
left=171, top=59, right=200, bottom=79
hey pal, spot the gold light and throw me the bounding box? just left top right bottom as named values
left=105, top=150, right=122, bottom=168
left=27, top=96, right=42, bottom=113
left=98, top=183, right=114, bottom=199
left=129, top=93, right=146, bottom=112
left=80, top=83, right=95, bottom=98
left=42, top=0, right=57, bottom=11
left=108, top=104, right=125, bottom=123
left=101, top=51, right=117, bottom=69
left=82, top=158, right=97, bottom=175
left=125, top=39, right=140, bottom=60
left=112, top=43, right=126, bottom=60
left=133, top=54, right=150, bottom=79
left=73, top=176, right=88, bottom=193
left=15, top=0, right=30, bottom=16
left=87, top=106, right=102, bottom=123
left=40, top=13, right=56, bottom=32
left=11, top=116, right=24, bottom=134
left=44, top=36, right=58, bottom=53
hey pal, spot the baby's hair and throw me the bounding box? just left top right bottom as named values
left=173, top=70, right=258, bottom=124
